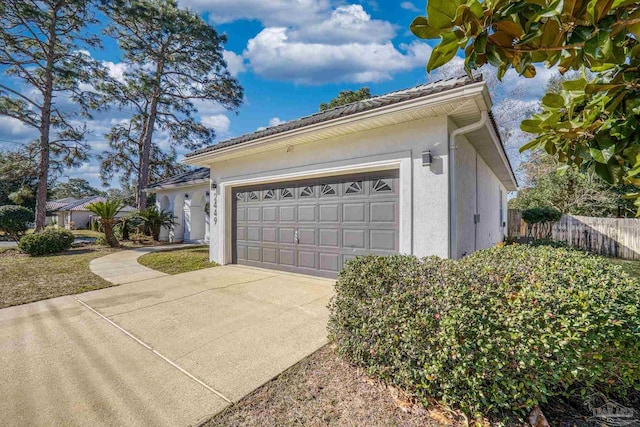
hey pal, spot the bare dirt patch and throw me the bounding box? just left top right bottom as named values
left=206, top=345, right=447, bottom=427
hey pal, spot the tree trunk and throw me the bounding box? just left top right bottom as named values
left=34, top=22, right=57, bottom=232
left=136, top=59, right=164, bottom=211
left=102, top=221, right=120, bottom=247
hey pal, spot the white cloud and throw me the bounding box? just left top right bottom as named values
left=180, top=0, right=329, bottom=26
left=257, top=116, right=286, bottom=130
left=103, top=61, right=129, bottom=83
left=400, top=1, right=420, bottom=12
left=289, top=5, right=396, bottom=44
left=179, top=1, right=429, bottom=84
left=245, top=28, right=430, bottom=84
left=223, top=50, right=246, bottom=76
left=201, top=114, right=231, bottom=137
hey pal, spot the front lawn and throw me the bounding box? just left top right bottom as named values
left=137, top=246, right=216, bottom=275
left=71, top=229, right=105, bottom=239
left=0, top=246, right=119, bottom=309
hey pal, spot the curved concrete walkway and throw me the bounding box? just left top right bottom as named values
left=90, top=244, right=197, bottom=285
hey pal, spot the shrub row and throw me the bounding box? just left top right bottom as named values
left=328, top=245, right=640, bottom=418
left=19, top=228, right=75, bottom=256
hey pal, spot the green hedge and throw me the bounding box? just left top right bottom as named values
left=19, top=228, right=75, bottom=256
left=328, top=245, right=640, bottom=418
left=0, top=205, right=34, bottom=241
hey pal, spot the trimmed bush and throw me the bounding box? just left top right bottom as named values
left=0, top=205, right=34, bottom=242
left=18, top=228, right=75, bottom=256
left=328, top=246, right=640, bottom=418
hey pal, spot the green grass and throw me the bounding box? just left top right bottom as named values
left=138, top=246, right=216, bottom=275
left=71, top=229, right=105, bottom=239
left=0, top=246, right=119, bottom=309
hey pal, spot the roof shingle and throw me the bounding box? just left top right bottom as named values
left=185, top=74, right=483, bottom=159
left=144, top=167, right=210, bottom=190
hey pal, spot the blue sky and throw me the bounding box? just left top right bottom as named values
left=0, top=0, right=555, bottom=190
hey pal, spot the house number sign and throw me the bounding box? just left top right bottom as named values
left=212, top=191, right=218, bottom=224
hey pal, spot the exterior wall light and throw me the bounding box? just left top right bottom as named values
left=184, top=193, right=189, bottom=199
left=422, top=150, right=432, bottom=167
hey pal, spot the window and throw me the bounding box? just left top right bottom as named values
left=248, top=191, right=259, bottom=201
left=372, top=179, right=392, bottom=192
left=299, top=186, right=314, bottom=197
left=321, top=184, right=336, bottom=196
left=345, top=181, right=363, bottom=194
left=281, top=188, right=293, bottom=199
left=236, top=192, right=244, bottom=201
left=263, top=189, right=275, bottom=200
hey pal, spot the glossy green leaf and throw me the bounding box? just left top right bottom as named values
left=427, top=32, right=460, bottom=72
left=410, top=16, right=441, bottom=39
left=542, top=93, right=565, bottom=108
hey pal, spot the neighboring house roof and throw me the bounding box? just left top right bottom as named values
left=46, top=195, right=136, bottom=213
left=144, top=167, right=210, bottom=191
left=185, top=75, right=484, bottom=159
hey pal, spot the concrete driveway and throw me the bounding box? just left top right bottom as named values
left=0, top=265, right=334, bottom=426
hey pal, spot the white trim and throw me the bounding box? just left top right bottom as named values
left=145, top=179, right=209, bottom=192
left=185, top=83, right=486, bottom=165
left=215, top=153, right=412, bottom=265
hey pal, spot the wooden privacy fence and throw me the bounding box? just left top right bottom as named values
left=508, top=209, right=640, bottom=260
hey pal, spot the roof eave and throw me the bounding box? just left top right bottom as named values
left=144, top=178, right=210, bottom=192
left=183, top=82, right=487, bottom=166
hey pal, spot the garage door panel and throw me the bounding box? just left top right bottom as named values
left=233, top=170, right=399, bottom=277
left=298, top=205, right=316, bottom=222
left=343, top=203, right=365, bottom=222
left=319, top=229, right=339, bottom=247
left=298, top=229, right=315, bottom=245
left=279, top=206, right=295, bottom=222
left=298, top=251, right=316, bottom=269
left=279, top=249, right=295, bottom=266
left=236, top=226, right=247, bottom=241
left=247, top=207, right=261, bottom=222
left=370, top=201, right=396, bottom=222
left=246, top=227, right=261, bottom=242
left=343, top=229, right=366, bottom=249
left=247, top=247, right=261, bottom=261
left=370, top=230, right=396, bottom=251
left=236, top=245, right=247, bottom=260
left=319, top=253, right=339, bottom=272
left=319, top=204, right=339, bottom=222
left=262, top=227, right=277, bottom=242
left=279, top=228, right=295, bottom=243
left=262, top=248, right=277, bottom=264
left=262, top=206, right=277, bottom=222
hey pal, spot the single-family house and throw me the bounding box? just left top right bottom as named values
left=147, top=75, right=518, bottom=278
left=46, top=195, right=136, bottom=229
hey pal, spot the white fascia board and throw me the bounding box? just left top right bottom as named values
left=143, top=178, right=210, bottom=192
left=184, top=83, right=487, bottom=166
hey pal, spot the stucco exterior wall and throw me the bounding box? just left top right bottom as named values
left=206, top=117, right=451, bottom=265
left=153, top=183, right=209, bottom=242
left=454, top=134, right=507, bottom=257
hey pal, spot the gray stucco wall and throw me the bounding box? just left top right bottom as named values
left=454, top=134, right=507, bottom=257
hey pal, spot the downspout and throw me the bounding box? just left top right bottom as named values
left=449, top=111, right=488, bottom=259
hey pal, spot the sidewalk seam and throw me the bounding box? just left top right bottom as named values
left=73, top=296, right=233, bottom=404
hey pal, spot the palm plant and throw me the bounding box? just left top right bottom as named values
left=137, top=206, right=174, bottom=241
left=86, top=199, right=123, bottom=247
